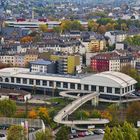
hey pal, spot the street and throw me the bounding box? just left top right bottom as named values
left=73, top=135, right=104, bottom=140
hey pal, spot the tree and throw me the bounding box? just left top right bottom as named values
left=121, top=23, right=128, bottom=31
left=103, top=126, right=112, bottom=140
left=0, top=99, right=16, bottom=117
left=97, top=25, right=106, bottom=34
left=20, top=36, right=33, bottom=43
left=35, top=128, right=54, bottom=140
left=126, top=102, right=140, bottom=124
left=75, top=110, right=89, bottom=120
left=7, top=125, right=26, bottom=140
left=53, top=26, right=61, bottom=33
left=137, top=128, right=140, bottom=140
left=56, top=126, right=69, bottom=140
left=71, top=20, right=83, bottom=30
left=28, top=109, right=37, bottom=119
left=122, top=121, right=139, bottom=140
left=88, top=20, right=99, bottom=32
left=39, top=24, right=48, bottom=32
left=90, top=109, right=101, bottom=118
left=103, top=122, right=138, bottom=140
left=61, top=20, right=72, bottom=33
left=121, top=65, right=140, bottom=89
left=107, top=104, right=119, bottom=126
left=101, top=111, right=112, bottom=121
left=38, top=107, right=50, bottom=125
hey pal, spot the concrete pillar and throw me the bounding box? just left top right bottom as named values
left=61, top=82, right=63, bottom=89
left=96, top=86, right=99, bottom=92
left=89, top=85, right=91, bottom=91
left=91, top=96, right=99, bottom=106
left=21, top=78, right=23, bottom=84
left=75, top=84, right=78, bottom=90
left=104, top=87, right=107, bottom=93
left=40, top=80, right=43, bottom=86
left=68, top=83, right=70, bottom=89
left=112, top=88, right=115, bottom=94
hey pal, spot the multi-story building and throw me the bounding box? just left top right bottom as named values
left=29, top=59, right=56, bottom=74
left=24, top=49, right=39, bottom=66
left=90, top=53, right=120, bottom=72
left=88, top=39, right=106, bottom=53
left=105, top=31, right=127, bottom=45
left=0, top=55, right=15, bottom=66
left=50, top=54, right=82, bottom=74
left=14, top=54, right=25, bottom=67
left=0, top=68, right=137, bottom=100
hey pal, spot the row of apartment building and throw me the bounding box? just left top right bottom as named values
left=90, top=51, right=140, bottom=72
left=0, top=52, right=82, bottom=75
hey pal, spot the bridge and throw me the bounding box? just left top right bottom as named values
left=54, top=91, right=109, bottom=125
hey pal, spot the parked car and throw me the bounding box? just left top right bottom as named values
left=88, top=130, right=94, bottom=135
left=84, top=131, right=90, bottom=136
left=94, top=129, right=105, bottom=135
left=78, top=132, right=85, bottom=137
left=72, top=133, right=78, bottom=138
left=69, top=134, right=74, bottom=139
left=0, top=133, right=6, bottom=140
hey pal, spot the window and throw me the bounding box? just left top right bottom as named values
left=125, top=87, right=127, bottom=93
left=16, top=78, right=21, bottom=83
left=23, top=78, right=27, bottom=84
left=43, top=80, right=47, bottom=86
left=99, top=86, right=104, bottom=92
left=56, top=82, right=61, bottom=87
left=63, top=82, right=68, bottom=88
left=122, top=88, right=124, bottom=94
left=5, top=78, right=9, bottom=83
left=107, top=87, right=112, bottom=93
left=77, top=84, right=81, bottom=90
left=0, top=77, right=2, bottom=82
left=11, top=77, right=14, bottom=83
left=91, top=85, right=96, bottom=91
left=115, top=88, right=120, bottom=94
left=49, top=81, right=53, bottom=87
left=29, top=79, right=34, bottom=85
left=70, top=83, right=75, bottom=89
left=36, top=80, right=40, bottom=85
left=84, top=85, right=89, bottom=91
left=131, top=85, right=133, bottom=90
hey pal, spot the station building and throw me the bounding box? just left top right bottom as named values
left=0, top=68, right=137, bottom=99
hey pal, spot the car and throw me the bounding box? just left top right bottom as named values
left=0, top=134, right=6, bottom=140
left=72, top=133, right=78, bottom=138
left=88, top=130, right=94, bottom=135
left=69, top=134, right=74, bottom=139
left=84, top=131, right=90, bottom=136
left=78, top=132, right=85, bottom=137
left=94, top=129, right=105, bottom=135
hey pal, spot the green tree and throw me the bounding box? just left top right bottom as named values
left=75, top=110, right=89, bottom=120
left=122, top=121, right=139, bottom=140
left=56, top=126, right=69, bottom=140
left=90, top=109, right=101, bottom=118
left=107, top=104, right=119, bottom=126
left=35, top=128, right=54, bottom=140
left=7, top=125, right=26, bottom=140
left=103, top=126, right=113, bottom=140
left=126, top=102, right=140, bottom=124
left=103, top=122, right=138, bottom=140
left=0, top=99, right=16, bottom=117
left=71, top=20, right=83, bottom=30
left=137, top=128, right=140, bottom=140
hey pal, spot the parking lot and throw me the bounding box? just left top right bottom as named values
left=74, top=135, right=104, bottom=140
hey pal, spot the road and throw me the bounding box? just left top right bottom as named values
left=74, top=135, right=104, bottom=140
